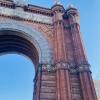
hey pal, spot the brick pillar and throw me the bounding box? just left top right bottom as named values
left=40, top=64, right=56, bottom=100
left=33, top=64, right=57, bottom=100
left=66, top=6, right=98, bottom=100
left=78, top=64, right=98, bottom=100
left=52, top=4, right=71, bottom=100
left=56, top=62, right=71, bottom=100
left=33, top=64, right=42, bottom=100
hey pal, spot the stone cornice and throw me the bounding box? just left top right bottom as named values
left=28, top=4, right=52, bottom=14
left=0, top=6, right=53, bottom=24
left=0, top=1, right=53, bottom=16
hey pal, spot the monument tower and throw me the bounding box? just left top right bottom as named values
left=0, top=0, right=97, bottom=100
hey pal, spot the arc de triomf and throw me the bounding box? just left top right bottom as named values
left=0, top=0, right=98, bottom=100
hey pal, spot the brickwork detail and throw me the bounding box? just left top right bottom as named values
left=0, top=1, right=97, bottom=100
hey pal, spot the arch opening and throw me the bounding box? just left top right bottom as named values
left=0, top=54, right=35, bottom=100
left=0, top=30, right=39, bottom=69
left=0, top=20, right=53, bottom=64
left=0, top=24, right=53, bottom=100
left=0, top=30, right=40, bottom=100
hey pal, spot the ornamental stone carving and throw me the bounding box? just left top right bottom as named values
left=78, top=63, right=91, bottom=72
left=55, top=62, right=70, bottom=70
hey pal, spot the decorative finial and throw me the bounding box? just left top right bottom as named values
left=67, top=4, right=76, bottom=9
left=53, top=0, right=61, bottom=5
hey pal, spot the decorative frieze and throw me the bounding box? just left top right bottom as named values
left=40, top=62, right=70, bottom=72
left=41, top=64, right=55, bottom=72
left=55, top=61, right=70, bottom=70
left=69, top=62, right=77, bottom=74
left=41, top=62, right=91, bottom=74
left=77, top=63, right=91, bottom=73
left=68, top=62, right=91, bottom=73
left=0, top=6, right=53, bottom=24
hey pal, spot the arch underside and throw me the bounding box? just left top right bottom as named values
left=0, top=31, right=39, bottom=66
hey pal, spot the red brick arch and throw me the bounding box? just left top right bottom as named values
left=0, top=1, right=97, bottom=100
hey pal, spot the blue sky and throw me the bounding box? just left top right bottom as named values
left=0, top=0, right=100, bottom=100
left=0, top=54, right=35, bottom=100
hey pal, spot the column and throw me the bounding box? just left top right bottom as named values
left=52, top=4, right=71, bottom=100
left=56, top=62, right=71, bottom=100
left=33, top=64, right=42, bottom=100
left=40, top=64, right=56, bottom=100
left=66, top=6, right=98, bottom=100
left=78, top=64, right=98, bottom=100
